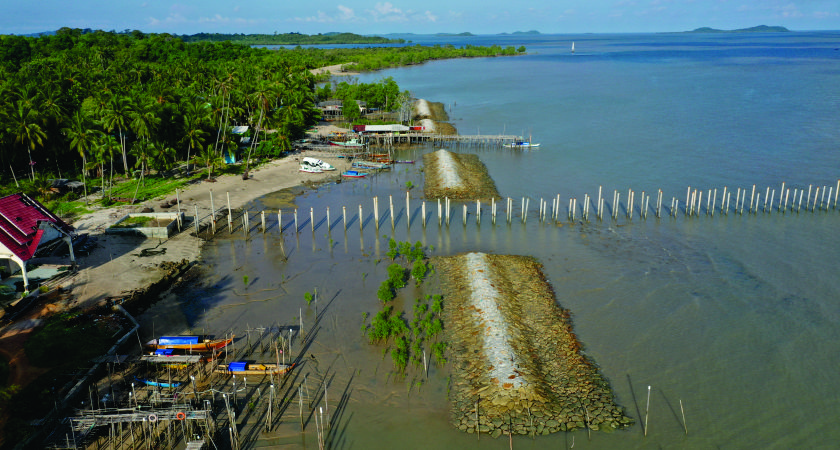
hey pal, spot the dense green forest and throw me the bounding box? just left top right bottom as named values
left=0, top=27, right=523, bottom=204
left=179, top=31, right=405, bottom=45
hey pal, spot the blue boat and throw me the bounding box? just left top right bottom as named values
left=135, top=376, right=181, bottom=388
left=341, top=170, right=367, bottom=178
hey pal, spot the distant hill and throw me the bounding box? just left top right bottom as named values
left=499, top=30, right=541, bottom=36
left=688, top=25, right=790, bottom=33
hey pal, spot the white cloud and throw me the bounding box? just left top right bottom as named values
left=425, top=11, right=438, bottom=22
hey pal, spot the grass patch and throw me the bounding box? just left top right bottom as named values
left=24, top=312, right=119, bottom=368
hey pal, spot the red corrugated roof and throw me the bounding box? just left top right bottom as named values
left=0, top=193, right=74, bottom=261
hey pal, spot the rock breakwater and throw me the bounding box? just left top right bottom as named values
left=434, top=252, right=633, bottom=437
left=422, top=149, right=500, bottom=200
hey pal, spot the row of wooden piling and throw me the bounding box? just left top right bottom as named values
left=187, top=180, right=839, bottom=239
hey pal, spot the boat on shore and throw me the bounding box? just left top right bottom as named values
left=301, top=157, right=335, bottom=171
left=341, top=170, right=367, bottom=178
left=352, top=161, right=390, bottom=170
left=145, top=336, right=233, bottom=352
left=216, top=362, right=295, bottom=376
left=300, top=165, right=322, bottom=173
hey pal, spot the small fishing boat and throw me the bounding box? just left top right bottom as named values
left=571, top=42, right=575, bottom=53
left=216, top=362, right=295, bottom=376
left=503, top=141, right=541, bottom=149
left=135, top=377, right=181, bottom=388
left=395, top=160, right=415, bottom=164
left=352, top=161, right=390, bottom=170
left=329, top=139, right=365, bottom=148
left=145, top=336, right=233, bottom=352
left=300, top=165, right=322, bottom=173
left=341, top=170, right=367, bottom=178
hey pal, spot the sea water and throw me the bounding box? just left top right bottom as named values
left=142, top=32, right=840, bottom=448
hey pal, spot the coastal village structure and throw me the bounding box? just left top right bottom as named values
left=0, top=193, right=76, bottom=290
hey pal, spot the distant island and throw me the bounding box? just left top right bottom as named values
left=686, top=25, right=790, bottom=33
left=499, top=30, right=541, bottom=36
left=435, top=32, right=474, bottom=37
left=177, top=32, right=405, bottom=45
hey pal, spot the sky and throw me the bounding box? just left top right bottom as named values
left=3, top=0, right=839, bottom=36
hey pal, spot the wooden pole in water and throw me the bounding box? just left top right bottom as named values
left=615, top=192, right=620, bottom=220
left=294, top=208, right=298, bottom=232
left=769, top=190, right=775, bottom=215
left=726, top=192, right=731, bottom=214
left=492, top=197, right=496, bottom=225
left=779, top=182, right=785, bottom=211
left=597, top=186, right=602, bottom=220
left=784, top=189, right=789, bottom=213
left=524, top=198, right=530, bottom=223
left=568, top=198, right=573, bottom=221
left=390, top=195, right=395, bottom=228
left=656, top=190, right=662, bottom=218
left=806, top=185, right=812, bottom=210
left=342, top=206, right=347, bottom=231
left=644, top=196, right=649, bottom=219
left=358, top=205, right=363, bottom=233
left=798, top=189, right=804, bottom=212
left=571, top=198, right=576, bottom=221
left=446, top=197, right=451, bottom=226
left=374, top=197, right=379, bottom=230
left=685, top=187, right=690, bottom=216
left=556, top=194, right=561, bottom=221
left=422, top=201, right=427, bottom=227
left=680, top=399, right=687, bottom=434
left=629, top=191, right=634, bottom=220
left=813, top=187, right=820, bottom=212
left=711, top=189, right=717, bottom=217
left=463, top=204, right=467, bottom=225
left=834, top=180, right=840, bottom=209
left=644, top=385, right=651, bottom=437
left=261, top=211, right=266, bottom=233
left=278, top=210, right=283, bottom=234
left=477, top=200, right=481, bottom=225
left=406, top=191, right=410, bottom=226
left=750, top=184, right=756, bottom=214
left=706, top=190, right=711, bottom=216
left=438, top=199, right=442, bottom=226
left=521, top=197, right=526, bottom=222
left=310, top=207, right=314, bottom=231
left=326, top=207, right=331, bottom=232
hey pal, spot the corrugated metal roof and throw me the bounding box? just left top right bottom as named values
left=0, top=193, right=74, bottom=261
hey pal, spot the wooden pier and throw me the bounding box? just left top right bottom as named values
left=361, top=132, right=521, bottom=148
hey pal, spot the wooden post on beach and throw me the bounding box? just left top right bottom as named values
left=209, top=190, right=216, bottom=234
left=194, top=205, right=199, bottom=235
left=176, top=189, right=182, bottom=230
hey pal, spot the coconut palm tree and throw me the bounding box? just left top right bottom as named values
left=181, top=99, right=209, bottom=173
left=101, top=94, right=133, bottom=174
left=62, top=110, right=98, bottom=203
left=7, top=101, right=46, bottom=181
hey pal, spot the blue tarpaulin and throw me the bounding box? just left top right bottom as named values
left=155, top=349, right=174, bottom=355
left=228, top=361, right=247, bottom=372
left=158, top=336, right=200, bottom=345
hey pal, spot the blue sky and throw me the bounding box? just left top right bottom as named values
left=4, top=1, right=839, bottom=35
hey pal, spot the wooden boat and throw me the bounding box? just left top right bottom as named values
left=341, top=170, right=367, bottom=178
left=352, top=161, right=390, bottom=170
left=216, top=362, right=295, bottom=376
left=135, top=377, right=181, bottom=388
left=145, top=336, right=233, bottom=352
left=329, top=139, right=365, bottom=148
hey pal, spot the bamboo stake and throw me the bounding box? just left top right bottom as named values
left=680, top=399, right=687, bottom=434
left=644, top=385, right=651, bottom=436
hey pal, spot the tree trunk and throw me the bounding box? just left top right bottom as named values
left=119, top=125, right=129, bottom=174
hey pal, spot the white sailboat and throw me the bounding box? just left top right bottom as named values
left=571, top=42, right=575, bottom=53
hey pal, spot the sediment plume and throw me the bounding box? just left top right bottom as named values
left=422, top=149, right=499, bottom=200
left=435, top=252, right=634, bottom=437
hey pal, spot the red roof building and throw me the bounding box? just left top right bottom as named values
left=0, top=193, right=75, bottom=290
